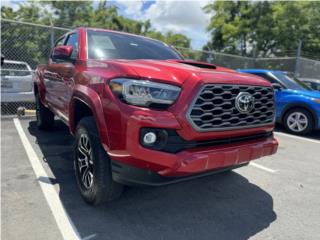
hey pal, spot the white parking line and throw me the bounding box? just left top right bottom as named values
left=13, top=118, right=81, bottom=240
left=275, top=132, right=320, bottom=144
left=249, top=162, right=278, bottom=173
left=82, top=234, right=97, bottom=240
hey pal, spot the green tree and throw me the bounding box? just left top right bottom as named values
left=203, top=1, right=320, bottom=57
left=146, top=31, right=191, bottom=48
left=1, top=0, right=191, bottom=67
left=1, top=3, right=55, bottom=67
left=47, top=1, right=93, bottom=28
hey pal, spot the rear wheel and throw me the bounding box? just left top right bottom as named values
left=74, top=117, right=123, bottom=205
left=35, top=94, right=54, bottom=130
left=283, top=108, right=314, bottom=135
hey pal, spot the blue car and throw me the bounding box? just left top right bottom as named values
left=237, top=69, right=320, bottom=135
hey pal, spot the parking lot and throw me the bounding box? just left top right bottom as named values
left=1, top=117, right=320, bottom=240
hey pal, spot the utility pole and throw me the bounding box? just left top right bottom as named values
left=50, top=18, right=54, bottom=48
left=252, top=43, right=258, bottom=69
left=206, top=46, right=215, bottom=63
left=295, top=40, right=302, bottom=77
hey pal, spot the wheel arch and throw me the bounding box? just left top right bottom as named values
left=33, top=66, right=47, bottom=103
left=281, top=103, right=317, bottom=128
left=34, top=83, right=39, bottom=96
left=69, top=86, right=110, bottom=151
left=72, top=98, right=94, bottom=129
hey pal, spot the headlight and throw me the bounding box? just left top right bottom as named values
left=109, top=78, right=181, bottom=108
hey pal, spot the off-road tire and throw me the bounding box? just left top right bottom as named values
left=74, top=116, right=123, bottom=205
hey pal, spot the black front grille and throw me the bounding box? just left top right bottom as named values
left=187, top=84, right=275, bottom=131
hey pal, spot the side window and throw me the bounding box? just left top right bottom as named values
left=65, top=33, right=78, bottom=59
left=55, top=37, right=65, bottom=47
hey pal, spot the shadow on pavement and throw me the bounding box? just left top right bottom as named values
left=28, top=120, right=276, bottom=240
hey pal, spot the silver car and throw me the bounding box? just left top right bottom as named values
left=1, top=60, right=34, bottom=103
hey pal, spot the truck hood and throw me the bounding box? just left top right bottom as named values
left=283, top=89, right=320, bottom=99
left=106, top=59, right=271, bottom=87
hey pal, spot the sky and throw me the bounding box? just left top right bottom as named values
left=1, top=0, right=212, bottom=50
left=109, top=0, right=212, bottom=49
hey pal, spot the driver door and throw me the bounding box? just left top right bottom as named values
left=45, top=32, right=78, bottom=120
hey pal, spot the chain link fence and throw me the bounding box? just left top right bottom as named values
left=1, top=19, right=69, bottom=115
left=175, top=46, right=319, bottom=78
left=298, top=57, right=320, bottom=79
left=175, top=47, right=257, bottom=69
left=1, top=19, right=320, bottom=115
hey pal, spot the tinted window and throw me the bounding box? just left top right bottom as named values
left=251, top=72, right=279, bottom=84
left=272, top=72, right=312, bottom=90
left=65, top=33, right=78, bottom=59
left=87, top=30, right=182, bottom=60
left=310, top=82, right=320, bottom=91
left=55, top=37, right=65, bottom=47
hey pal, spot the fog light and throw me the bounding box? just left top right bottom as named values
left=143, top=132, right=157, bottom=145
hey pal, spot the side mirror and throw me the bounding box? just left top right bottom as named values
left=272, top=83, right=283, bottom=91
left=52, top=45, right=73, bottom=60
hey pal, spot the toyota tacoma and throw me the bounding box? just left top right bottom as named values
left=34, top=28, right=278, bottom=205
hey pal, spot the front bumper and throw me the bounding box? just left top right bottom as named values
left=111, top=160, right=249, bottom=186
left=109, top=133, right=278, bottom=181
left=104, top=81, right=278, bottom=184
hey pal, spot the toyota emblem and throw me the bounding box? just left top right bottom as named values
left=235, top=92, right=255, bottom=113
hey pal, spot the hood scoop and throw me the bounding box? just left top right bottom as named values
left=172, top=60, right=217, bottom=70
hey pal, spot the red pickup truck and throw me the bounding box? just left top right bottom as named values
left=34, top=27, right=278, bottom=205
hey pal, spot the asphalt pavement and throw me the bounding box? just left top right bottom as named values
left=1, top=117, right=320, bottom=240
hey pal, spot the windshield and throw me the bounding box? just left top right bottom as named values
left=272, top=72, right=312, bottom=91
left=87, top=30, right=183, bottom=60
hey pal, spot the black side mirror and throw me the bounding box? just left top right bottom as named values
left=272, top=83, right=283, bottom=91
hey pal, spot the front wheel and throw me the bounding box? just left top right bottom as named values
left=74, top=117, right=123, bottom=205
left=283, top=108, right=314, bottom=135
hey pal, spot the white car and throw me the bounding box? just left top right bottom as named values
left=1, top=60, right=34, bottom=103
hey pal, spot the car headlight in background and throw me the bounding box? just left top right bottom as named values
left=109, top=78, right=181, bottom=108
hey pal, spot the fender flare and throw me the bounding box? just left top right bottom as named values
left=34, top=68, right=47, bottom=104
left=69, top=85, right=110, bottom=151
left=280, top=102, right=318, bottom=127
